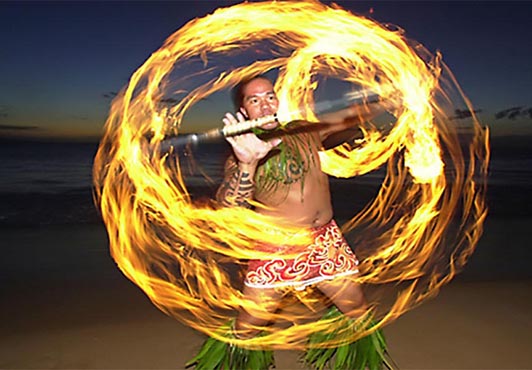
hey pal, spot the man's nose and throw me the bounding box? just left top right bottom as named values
left=260, top=97, right=272, bottom=109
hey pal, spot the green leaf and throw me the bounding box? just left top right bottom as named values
left=222, top=353, right=230, bottom=370
left=304, top=347, right=321, bottom=364
left=370, top=330, right=386, bottom=359
left=353, top=337, right=369, bottom=370
left=185, top=336, right=217, bottom=367
left=345, top=341, right=356, bottom=369
left=202, top=342, right=226, bottom=369
left=248, top=351, right=260, bottom=370
left=368, top=347, right=380, bottom=370
left=314, top=347, right=335, bottom=370
left=334, top=344, right=349, bottom=369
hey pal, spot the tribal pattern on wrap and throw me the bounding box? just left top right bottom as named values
left=245, top=219, right=359, bottom=290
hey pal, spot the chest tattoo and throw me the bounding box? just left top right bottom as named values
left=255, top=131, right=318, bottom=201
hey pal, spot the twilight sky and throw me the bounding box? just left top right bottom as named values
left=1, top=1, right=531, bottom=140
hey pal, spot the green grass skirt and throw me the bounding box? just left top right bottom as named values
left=303, top=306, right=396, bottom=370
left=185, top=321, right=274, bottom=370
left=186, top=307, right=395, bottom=370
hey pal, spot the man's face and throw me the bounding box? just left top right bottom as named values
left=240, top=78, right=279, bottom=130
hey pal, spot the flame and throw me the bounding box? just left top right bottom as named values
left=93, top=1, right=489, bottom=349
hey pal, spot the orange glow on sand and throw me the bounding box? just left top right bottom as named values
left=93, top=1, right=489, bottom=349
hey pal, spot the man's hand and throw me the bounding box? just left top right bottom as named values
left=223, top=112, right=281, bottom=167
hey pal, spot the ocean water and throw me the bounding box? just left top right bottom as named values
left=0, top=139, right=384, bottom=226
left=0, top=136, right=531, bottom=280
left=0, top=141, right=95, bottom=194
left=1, top=136, right=531, bottom=226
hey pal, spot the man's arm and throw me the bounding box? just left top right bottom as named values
left=216, top=111, right=281, bottom=208
left=317, top=99, right=387, bottom=142
left=216, top=156, right=256, bottom=209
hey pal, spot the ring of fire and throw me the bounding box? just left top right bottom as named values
left=93, top=1, right=489, bottom=349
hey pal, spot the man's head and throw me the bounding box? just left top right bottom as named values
left=232, top=76, right=279, bottom=129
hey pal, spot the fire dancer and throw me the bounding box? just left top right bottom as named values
left=187, top=75, right=395, bottom=369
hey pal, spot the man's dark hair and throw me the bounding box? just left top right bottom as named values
left=231, top=75, right=272, bottom=111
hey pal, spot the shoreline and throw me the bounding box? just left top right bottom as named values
left=2, top=210, right=531, bottom=284
left=1, top=177, right=531, bottom=229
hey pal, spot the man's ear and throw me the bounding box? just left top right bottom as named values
left=239, top=107, right=248, bottom=118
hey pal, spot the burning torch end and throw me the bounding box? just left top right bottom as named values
left=157, top=128, right=224, bottom=153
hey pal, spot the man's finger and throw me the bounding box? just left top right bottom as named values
left=268, top=138, right=282, bottom=147
left=235, top=111, right=246, bottom=122
left=224, top=112, right=238, bottom=125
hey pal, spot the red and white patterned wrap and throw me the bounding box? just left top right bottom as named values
left=244, top=219, right=359, bottom=290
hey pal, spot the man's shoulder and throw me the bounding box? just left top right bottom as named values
left=283, top=120, right=325, bottom=137
left=283, top=119, right=325, bottom=133
left=284, top=119, right=311, bottom=130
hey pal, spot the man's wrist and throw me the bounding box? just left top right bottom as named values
left=238, top=161, right=258, bottom=173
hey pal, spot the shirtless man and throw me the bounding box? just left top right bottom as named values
left=216, top=75, right=387, bottom=339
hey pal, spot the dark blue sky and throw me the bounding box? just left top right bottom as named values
left=1, top=1, right=531, bottom=140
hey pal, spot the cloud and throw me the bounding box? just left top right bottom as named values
left=159, top=97, right=179, bottom=105
left=103, top=92, right=118, bottom=99
left=448, top=106, right=532, bottom=122
left=101, top=91, right=194, bottom=106
left=449, top=108, right=483, bottom=120
left=494, top=106, right=532, bottom=120
left=0, top=124, right=39, bottom=131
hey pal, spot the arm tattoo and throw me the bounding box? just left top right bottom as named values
left=216, top=158, right=255, bottom=208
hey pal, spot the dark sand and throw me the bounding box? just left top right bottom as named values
left=1, top=224, right=531, bottom=369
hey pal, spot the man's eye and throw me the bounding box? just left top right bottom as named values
left=250, top=98, right=259, bottom=104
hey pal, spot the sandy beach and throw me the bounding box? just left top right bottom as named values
left=1, top=223, right=531, bottom=369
